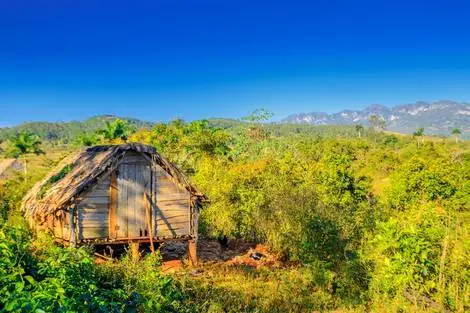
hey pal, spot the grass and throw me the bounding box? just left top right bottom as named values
left=174, top=263, right=343, bottom=313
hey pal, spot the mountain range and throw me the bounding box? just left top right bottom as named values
left=282, top=100, right=470, bottom=137
left=0, top=101, right=469, bottom=142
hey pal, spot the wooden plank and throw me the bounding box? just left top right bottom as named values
left=117, top=163, right=128, bottom=238
left=156, top=212, right=189, bottom=222
left=83, top=188, right=109, bottom=198
left=152, top=165, right=157, bottom=237
left=134, top=164, right=143, bottom=236
left=142, top=164, right=151, bottom=236
left=81, top=227, right=108, bottom=239
left=78, top=196, right=110, bottom=205
left=156, top=221, right=189, bottom=227
left=77, top=205, right=109, bottom=213
left=157, top=212, right=188, bottom=218
left=119, top=152, right=151, bottom=164
left=157, top=228, right=190, bottom=238
left=157, top=194, right=190, bottom=202
left=157, top=199, right=189, bottom=207
left=109, top=171, right=118, bottom=239
left=155, top=208, right=188, bottom=214
left=128, top=164, right=137, bottom=237
left=79, top=213, right=108, bottom=222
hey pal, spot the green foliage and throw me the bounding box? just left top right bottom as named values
left=386, top=158, right=456, bottom=210
left=1, top=115, right=469, bottom=312
left=128, top=119, right=231, bottom=172
left=96, top=118, right=136, bottom=143
left=5, top=132, right=43, bottom=158
left=368, top=114, right=386, bottom=130
left=0, top=222, right=188, bottom=312
left=0, top=115, right=153, bottom=144
left=74, top=132, right=99, bottom=146
left=368, top=206, right=445, bottom=296
left=38, top=164, right=74, bottom=199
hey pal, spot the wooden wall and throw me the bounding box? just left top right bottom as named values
left=52, top=211, right=70, bottom=240
left=66, top=152, right=192, bottom=242
left=155, top=164, right=191, bottom=238
left=76, top=175, right=111, bottom=239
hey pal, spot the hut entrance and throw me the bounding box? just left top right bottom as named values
left=114, top=162, right=152, bottom=239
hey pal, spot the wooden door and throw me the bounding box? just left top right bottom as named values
left=115, top=162, right=151, bottom=239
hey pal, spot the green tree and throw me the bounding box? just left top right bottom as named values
left=368, top=115, right=379, bottom=129
left=241, top=109, right=274, bottom=142
left=413, top=127, right=425, bottom=148
left=451, top=128, right=461, bottom=143
left=96, top=119, right=136, bottom=143
left=75, top=132, right=99, bottom=146
left=6, top=132, right=43, bottom=157
left=355, top=124, right=364, bottom=138
left=5, top=132, right=43, bottom=176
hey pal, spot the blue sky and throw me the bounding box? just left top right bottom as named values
left=1, top=0, right=469, bottom=126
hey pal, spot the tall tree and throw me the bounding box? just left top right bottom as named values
left=451, top=128, right=462, bottom=143
left=368, top=114, right=386, bottom=131
left=355, top=124, right=364, bottom=138
left=241, top=109, right=274, bottom=141
left=5, top=131, right=43, bottom=176
left=6, top=132, right=43, bottom=158
left=96, top=119, right=136, bottom=143
left=413, top=127, right=425, bottom=148
left=368, top=115, right=380, bottom=130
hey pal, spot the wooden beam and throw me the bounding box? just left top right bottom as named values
left=109, top=171, right=118, bottom=239
left=145, top=193, right=155, bottom=253
left=187, top=239, right=198, bottom=266
left=129, top=242, right=140, bottom=261
left=69, top=202, right=77, bottom=247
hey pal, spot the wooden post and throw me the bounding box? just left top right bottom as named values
left=69, top=205, right=77, bottom=247
left=129, top=242, right=140, bottom=261
left=188, top=239, right=198, bottom=266
left=109, top=172, right=118, bottom=239
left=144, top=193, right=155, bottom=253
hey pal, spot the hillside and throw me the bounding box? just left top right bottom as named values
left=0, top=115, right=154, bottom=143
left=282, top=100, right=470, bottom=138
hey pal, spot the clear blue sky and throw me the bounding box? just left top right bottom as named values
left=1, top=0, right=469, bottom=126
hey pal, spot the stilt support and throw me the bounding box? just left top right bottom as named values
left=129, top=242, right=140, bottom=261
left=188, top=239, right=198, bottom=266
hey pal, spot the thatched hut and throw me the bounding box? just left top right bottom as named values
left=22, top=143, right=205, bottom=261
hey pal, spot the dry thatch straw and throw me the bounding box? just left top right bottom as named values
left=22, top=143, right=206, bottom=223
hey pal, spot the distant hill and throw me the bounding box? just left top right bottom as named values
left=281, top=100, right=470, bottom=138
left=1, top=100, right=469, bottom=143
left=0, top=115, right=154, bottom=143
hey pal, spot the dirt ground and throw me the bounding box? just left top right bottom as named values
left=93, top=238, right=281, bottom=272
left=159, top=238, right=281, bottom=273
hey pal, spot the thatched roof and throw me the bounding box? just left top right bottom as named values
left=22, top=143, right=206, bottom=222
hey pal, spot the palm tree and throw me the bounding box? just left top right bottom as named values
left=413, top=127, right=425, bottom=148
left=6, top=131, right=43, bottom=175
left=378, top=119, right=387, bottom=131
left=451, top=128, right=462, bottom=143
left=355, top=124, right=364, bottom=138
left=7, top=132, right=43, bottom=157
left=97, top=119, right=136, bottom=143
left=368, top=115, right=379, bottom=130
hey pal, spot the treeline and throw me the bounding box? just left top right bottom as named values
left=0, top=115, right=153, bottom=144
